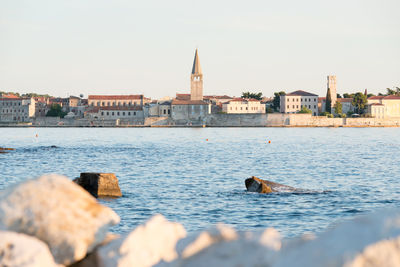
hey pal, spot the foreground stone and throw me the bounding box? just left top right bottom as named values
left=274, top=208, right=400, bottom=267
left=74, top=173, right=122, bottom=198
left=245, top=176, right=297, bottom=193
left=97, top=214, right=186, bottom=267
left=159, top=225, right=281, bottom=267
left=0, top=231, right=58, bottom=267
left=0, top=174, right=120, bottom=265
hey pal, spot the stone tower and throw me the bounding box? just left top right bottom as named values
left=327, top=75, right=337, bottom=108
left=190, top=49, right=203, bottom=101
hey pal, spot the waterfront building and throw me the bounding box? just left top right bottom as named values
left=0, top=97, right=36, bottom=122
left=88, top=95, right=150, bottom=107
left=171, top=100, right=210, bottom=121
left=367, top=95, right=400, bottom=118
left=171, top=49, right=210, bottom=122
left=319, top=97, right=354, bottom=115
left=190, top=49, right=203, bottom=101
left=280, top=90, right=318, bottom=115
left=222, top=98, right=265, bottom=114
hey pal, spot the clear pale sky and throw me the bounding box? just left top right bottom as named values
left=1, top=0, right=399, bottom=99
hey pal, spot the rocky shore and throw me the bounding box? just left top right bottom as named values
left=0, top=174, right=399, bottom=267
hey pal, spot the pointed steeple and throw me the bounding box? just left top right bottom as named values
left=191, top=49, right=202, bottom=75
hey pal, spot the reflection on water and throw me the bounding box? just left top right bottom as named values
left=1, top=127, right=400, bottom=237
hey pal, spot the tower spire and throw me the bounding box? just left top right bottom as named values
left=191, top=49, right=202, bottom=75
left=190, top=49, right=203, bottom=101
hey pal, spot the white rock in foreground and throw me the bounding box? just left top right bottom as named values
left=345, top=235, right=400, bottom=267
left=97, top=214, right=186, bottom=267
left=0, top=231, right=58, bottom=267
left=0, top=174, right=120, bottom=265
left=274, top=209, right=400, bottom=267
left=159, top=225, right=281, bottom=267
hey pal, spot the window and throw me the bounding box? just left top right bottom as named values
left=292, top=105, right=295, bottom=108
left=314, top=105, right=316, bottom=108
left=305, top=99, right=307, bottom=102
left=296, top=105, right=298, bottom=108
left=102, top=102, right=105, bottom=106
left=288, top=98, right=290, bottom=102
left=112, top=112, right=114, bottom=115
left=101, top=112, right=104, bottom=116
left=163, top=110, right=166, bottom=114
left=246, top=107, right=248, bottom=110
left=287, top=105, right=289, bottom=108
left=117, top=112, right=120, bottom=115
left=107, top=112, right=109, bottom=115
left=128, top=112, right=131, bottom=115
left=123, top=112, right=125, bottom=116
left=134, top=112, right=136, bottom=116
left=168, top=110, right=170, bottom=114
left=108, top=102, right=110, bottom=106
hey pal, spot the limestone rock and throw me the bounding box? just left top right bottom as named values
left=345, top=236, right=400, bottom=267
left=245, top=176, right=296, bottom=193
left=97, top=214, right=186, bottom=267
left=0, top=231, right=58, bottom=267
left=0, top=174, right=120, bottom=265
left=159, top=226, right=281, bottom=267
left=74, top=173, right=122, bottom=198
left=273, top=208, right=400, bottom=267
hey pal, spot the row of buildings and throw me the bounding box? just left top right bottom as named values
left=1, top=50, right=400, bottom=123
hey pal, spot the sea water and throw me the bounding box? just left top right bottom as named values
left=1, top=127, right=399, bottom=237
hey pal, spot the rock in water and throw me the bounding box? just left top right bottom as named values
left=97, top=214, right=186, bottom=267
left=0, top=174, right=120, bottom=265
left=0, top=231, right=58, bottom=267
left=74, top=173, right=122, bottom=198
left=245, top=176, right=297, bottom=193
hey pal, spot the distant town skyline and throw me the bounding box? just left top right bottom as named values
left=1, top=0, right=399, bottom=99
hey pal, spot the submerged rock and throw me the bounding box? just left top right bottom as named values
left=245, top=176, right=297, bottom=193
left=0, top=231, right=58, bottom=267
left=0, top=174, right=120, bottom=265
left=97, top=214, right=186, bottom=267
left=74, top=173, right=122, bottom=198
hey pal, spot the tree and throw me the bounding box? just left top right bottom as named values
left=46, top=104, right=67, bottom=118
left=337, top=93, right=342, bottom=98
left=334, top=101, right=342, bottom=115
left=272, top=91, right=285, bottom=111
left=352, top=92, right=367, bottom=114
left=298, top=106, right=312, bottom=114
left=367, top=93, right=375, bottom=98
left=325, top=88, right=332, bottom=113
left=343, top=93, right=354, bottom=98
left=386, top=88, right=396, bottom=95
left=241, top=91, right=263, bottom=100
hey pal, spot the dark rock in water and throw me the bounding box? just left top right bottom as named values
left=0, top=147, right=14, bottom=154
left=50, top=145, right=58, bottom=148
left=74, top=173, right=122, bottom=198
left=245, top=176, right=297, bottom=193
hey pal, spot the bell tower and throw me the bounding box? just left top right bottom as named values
left=190, top=49, right=203, bottom=101
left=327, top=75, right=337, bottom=108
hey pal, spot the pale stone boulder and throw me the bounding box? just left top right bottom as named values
left=97, top=214, right=186, bottom=267
left=0, top=231, right=58, bottom=267
left=74, top=173, right=122, bottom=198
left=345, top=236, right=400, bottom=267
left=0, top=174, right=120, bottom=265
left=273, top=208, right=400, bottom=267
left=159, top=225, right=281, bottom=267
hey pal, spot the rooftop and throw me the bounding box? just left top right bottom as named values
left=171, top=99, right=209, bottom=105
left=88, top=95, right=143, bottom=100
left=286, top=90, right=318, bottom=97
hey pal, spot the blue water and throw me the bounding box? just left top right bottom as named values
left=1, top=127, right=399, bottom=237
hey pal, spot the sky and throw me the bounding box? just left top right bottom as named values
left=1, top=0, right=399, bottom=99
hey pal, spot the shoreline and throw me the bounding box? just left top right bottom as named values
left=0, top=125, right=400, bottom=128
